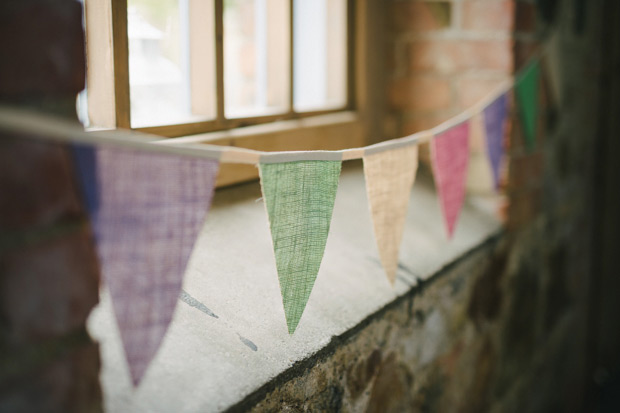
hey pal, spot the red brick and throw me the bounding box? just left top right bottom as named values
left=515, top=1, right=537, bottom=33
left=408, top=39, right=513, bottom=75
left=462, top=1, right=514, bottom=32
left=0, top=226, right=100, bottom=341
left=507, top=187, right=542, bottom=228
left=514, top=41, right=539, bottom=69
left=388, top=76, right=452, bottom=111
left=456, top=76, right=507, bottom=108
left=0, top=133, right=83, bottom=232
left=508, top=152, right=545, bottom=191
left=0, top=1, right=85, bottom=96
left=390, top=1, right=452, bottom=33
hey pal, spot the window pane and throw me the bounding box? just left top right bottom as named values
left=224, top=0, right=290, bottom=119
left=293, top=0, right=347, bottom=112
left=128, top=0, right=215, bottom=128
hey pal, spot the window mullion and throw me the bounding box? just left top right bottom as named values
left=288, top=0, right=295, bottom=117
left=347, top=0, right=355, bottom=110
left=215, top=0, right=226, bottom=127
left=111, top=0, right=130, bottom=128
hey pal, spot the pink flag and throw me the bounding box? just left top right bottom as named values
left=72, top=145, right=219, bottom=386
left=431, top=122, right=470, bottom=238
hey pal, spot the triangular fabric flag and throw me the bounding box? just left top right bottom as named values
left=483, top=93, right=509, bottom=189
left=259, top=161, right=341, bottom=334
left=431, top=122, right=470, bottom=238
left=72, top=145, right=219, bottom=386
left=515, top=61, right=540, bottom=149
left=363, top=145, right=419, bottom=284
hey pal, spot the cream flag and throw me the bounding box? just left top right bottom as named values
left=363, top=145, right=419, bottom=284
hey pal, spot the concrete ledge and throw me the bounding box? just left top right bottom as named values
left=88, top=160, right=502, bottom=412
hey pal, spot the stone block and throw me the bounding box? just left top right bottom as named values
left=1, top=226, right=100, bottom=341
left=0, top=339, right=102, bottom=413
left=515, top=1, right=538, bottom=33
left=0, top=133, right=83, bottom=233
left=0, top=0, right=85, bottom=97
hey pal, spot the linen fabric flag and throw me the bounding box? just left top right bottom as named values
left=431, top=122, right=470, bottom=239
left=363, top=145, right=419, bottom=284
left=483, top=93, right=510, bottom=189
left=515, top=61, right=540, bottom=150
left=72, top=145, right=219, bottom=386
left=259, top=161, right=342, bottom=334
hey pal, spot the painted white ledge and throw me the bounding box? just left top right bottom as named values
left=88, top=161, right=502, bottom=412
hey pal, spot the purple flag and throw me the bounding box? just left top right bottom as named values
left=72, top=145, right=219, bottom=385
left=483, top=93, right=509, bottom=189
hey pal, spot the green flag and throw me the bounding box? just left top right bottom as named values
left=515, top=61, right=540, bottom=150
left=259, top=161, right=342, bottom=334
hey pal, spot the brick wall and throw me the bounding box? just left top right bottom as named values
left=387, top=0, right=514, bottom=135
left=0, top=1, right=102, bottom=411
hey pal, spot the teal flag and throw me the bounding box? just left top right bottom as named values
left=259, top=161, right=342, bottom=334
left=515, top=61, right=540, bottom=150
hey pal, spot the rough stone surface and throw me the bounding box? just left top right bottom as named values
left=260, top=233, right=589, bottom=413
left=246, top=232, right=588, bottom=412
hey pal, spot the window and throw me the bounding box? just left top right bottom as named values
left=82, top=0, right=368, bottom=186
left=83, top=0, right=351, bottom=131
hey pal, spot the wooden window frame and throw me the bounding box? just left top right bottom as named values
left=84, top=0, right=375, bottom=187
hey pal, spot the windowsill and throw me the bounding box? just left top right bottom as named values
left=88, top=161, right=502, bottom=412
left=155, top=111, right=360, bottom=146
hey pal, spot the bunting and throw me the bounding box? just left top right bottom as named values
left=515, top=61, right=540, bottom=149
left=72, top=145, right=219, bottom=385
left=0, top=44, right=553, bottom=346
left=483, top=93, right=510, bottom=189
left=431, top=122, right=470, bottom=238
left=259, top=161, right=341, bottom=334
left=363, top=145, right=419, bottom=284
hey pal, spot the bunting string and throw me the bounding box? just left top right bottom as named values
left=0, top=78, right=515, bottom=164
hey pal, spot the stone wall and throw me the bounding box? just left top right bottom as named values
left=0, top=1, right=102, bottom=412
left=242, top=235, right=584, bottom=412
